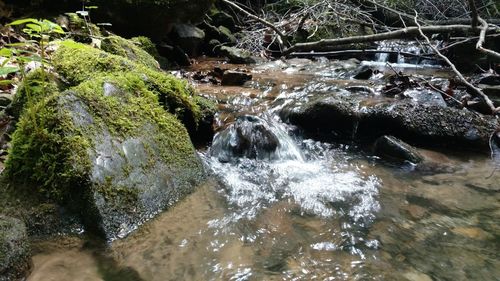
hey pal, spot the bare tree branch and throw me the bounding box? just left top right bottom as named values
left=413, top=11, right=499, bottom=114
left=221, top=0, right=288, bottom=46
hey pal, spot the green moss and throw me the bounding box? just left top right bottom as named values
left=52, top=41, right=136, bottom=85
left=101, top=35, right=160, bottom=69
left=130, top=36, right=168, bottom=68
left=96, top=176, right=139, bottom=206
left=73, top=74, right=198, bottom=170
left=63, top=13, right=102, bottom=43
left=6, top=91, right=91, bottom=201
left=9, top=70, right=61, bottom=119
left=52, top=40, right=202, bottom=127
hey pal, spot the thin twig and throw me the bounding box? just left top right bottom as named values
left=221, top=0, right=288, bottom=46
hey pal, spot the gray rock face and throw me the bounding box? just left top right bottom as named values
left=280, top=91, right=498, bottom=150
left=58, top=89, right=205, bottom=241
left=171, top=24, right=206, bottom=56
left=0, top=216, right=30, bottom=281
left=373, top=135, right=423, bottom=163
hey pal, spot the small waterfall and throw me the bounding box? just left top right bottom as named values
left=374, top=40, right=441, bottom=65
left=204, top=114, right=380, bottom=223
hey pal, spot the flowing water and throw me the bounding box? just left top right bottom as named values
left=27, top=56, right=499, bottom=281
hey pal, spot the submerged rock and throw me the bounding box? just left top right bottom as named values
left=373, top=135, right=423, bottom=163
left=0, top=216, right=31, bottom=281
left=221, top=70, right=252, bottom=86
left=4, top=40, right=209, bottom=240
left=281, top=91, right=498, bottom=150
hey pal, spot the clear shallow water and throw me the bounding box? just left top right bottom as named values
left=27, top=58, right=499, bottom=281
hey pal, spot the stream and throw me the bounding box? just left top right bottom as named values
left=27, top=54, right=499, bottom=281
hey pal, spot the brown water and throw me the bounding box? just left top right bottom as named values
left=27, top=58, right=499, bottom=281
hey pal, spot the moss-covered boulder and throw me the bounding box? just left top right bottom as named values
left=0, top=216, right=31, bottom=281
left=5, top=40, right=210, bottom=240
left=101, top=36, right=160, bottom=70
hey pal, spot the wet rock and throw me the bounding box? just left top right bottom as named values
left=403, top=271, right=433, bottom=281
left=221, top=70, right=252, bottom=86
left=406, top=183, right=497, bottom=214
left=0, top=216, right=31, bottom=281
left=190, top=96, right=217, bottom=145
left=22, top=203, right=83, bottom=237
left=281, top=92, right=498, bottom=150
left=403, top=89, right=446, bottom=107
left=373, top=135, right=423, bottom=163
left=479, top=85, right=500, bottom=106
left=219, top=46, right=257, bottom=64
left=171, top=24, right=206, bottom=57
left=451, top=227, right=493, bottom=240
left=477, top=75, right=500, bottom=86
left=352, top=65, right=374, bottom=80
left=280, top=93, right=364, bottom=139
left=477, top=75, right=500, bottom=106
left=210, top=115, right=280, bottom=162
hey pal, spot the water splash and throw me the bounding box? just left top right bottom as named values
left=204, top=115, right=380, bottom=224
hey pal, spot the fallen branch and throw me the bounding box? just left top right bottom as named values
left=414, top=12, right=499, bottom=114
left=288, top=49, right=440, bottom=62
left=283, top=24, right=486, bottom=55
left=428, top=18, right=500, bottom=25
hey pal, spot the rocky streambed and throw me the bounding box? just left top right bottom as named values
left=1, top=49, right=500, bottom=280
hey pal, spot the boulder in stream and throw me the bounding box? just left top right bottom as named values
left=210, top=115, right=280, bottom=162
left=280, top=91, right=498, bottom=150
left=4, top=39, right=209, bottom=240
